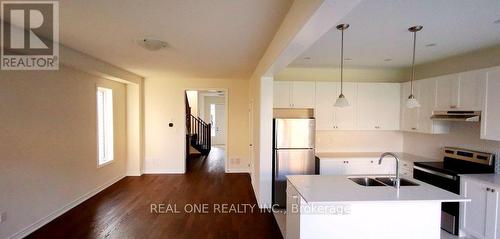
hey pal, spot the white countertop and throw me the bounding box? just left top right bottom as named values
left=460, top=174, right=500, bottom=188
left=315, top=152, right=441, bottom=163
left=287, top=175, right=468, bottom=204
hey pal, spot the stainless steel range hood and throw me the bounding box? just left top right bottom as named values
left=431, top=111, right=481, bottom=122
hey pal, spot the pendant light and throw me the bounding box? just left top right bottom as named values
left=406, top=25, right=423, bottom=108
left=334, top=24, right=350, bottom=107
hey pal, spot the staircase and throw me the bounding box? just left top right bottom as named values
left=186, top=93, right=212, bottom=156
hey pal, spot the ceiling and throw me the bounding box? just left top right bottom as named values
left=291, top=0, right=500, bottom=68
left=55, top=0, right=292, bottom=79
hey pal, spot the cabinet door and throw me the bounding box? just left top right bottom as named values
left=344, top=158, right=373, bottom=175
left=401, top=81, right=419, bottom=132
left=291, top=81, right=315, bottom=108
left=274, top=81, right=291, bottom=108
left=435, top=74, right=460, bottom=110
left=320, top=159, right=346, bottom=175
left=459, top=70, right=486, bottom=111
left=485, top=189, right=499, bottom=239
left=481, top=67, right=500, bottom=141
left=377, top=83, right=401, bottom=130
left=315, top=82, right=337, bottom=130
left=286, top=182, right=301, bottom=239
left=461, top=179, right=489, bottom=238
left=357, top=83, right=380, bottom=130
left=334, top=83, right=357, bottom=130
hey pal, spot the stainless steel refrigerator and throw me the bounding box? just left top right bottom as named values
left=272, top=118, right=316, bottom=208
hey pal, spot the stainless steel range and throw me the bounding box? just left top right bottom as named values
left=413, top=147, right=495, bottom=235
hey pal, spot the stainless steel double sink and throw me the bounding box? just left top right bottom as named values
left=349, top=177, right=419, bottom=187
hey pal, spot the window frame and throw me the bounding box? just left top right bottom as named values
left=96, top=86, right=114, bottom=168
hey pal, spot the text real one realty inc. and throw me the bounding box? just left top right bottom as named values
left=150, top=203, right=281, bottom=214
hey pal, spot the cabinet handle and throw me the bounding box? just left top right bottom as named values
left=450, top=105, right=457, bottom=109
left=411, top=127, right=417, bottom=130
left=487, top=188, right=491, bottom=192
left=375, top=126, right=380, bottom=129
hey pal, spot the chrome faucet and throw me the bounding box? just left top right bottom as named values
left=379, top=152, right=400, bottom=189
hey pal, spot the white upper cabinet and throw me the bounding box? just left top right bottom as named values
left=315, top=82, right=336, bottom=130
left=481, top=66, right=500, bottom=141
left=435, top=71, right=486, bottom=111
left=334, top=83, right=357, bottom=129
left=315, top=82, right=357, bottom=130
left=273, top=81, right=315, bottom=108
left=291, top=81, right=316, bottom=108
left=273, top=81, right=291, bottom=108
left=458, top=69, right=487, bottom=111
left=435, top=74, right=460, bottom=110
left=416, top=78, right=450, bottom=134
left=358, top=83, right=400, bottom=130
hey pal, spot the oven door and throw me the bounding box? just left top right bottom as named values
left=413, top=166, right=460, bottom=235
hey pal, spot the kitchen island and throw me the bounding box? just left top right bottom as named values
left=286, top=175, right=468, bottom=239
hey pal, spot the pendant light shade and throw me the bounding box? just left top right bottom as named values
left=334, top=93, right=349, bottom=107
left=406, top=25, right=423, bottom=109
left=334, top=24, right=350, bottom=108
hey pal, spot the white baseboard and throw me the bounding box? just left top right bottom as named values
left=9, top=175, right=126, bottom=239
left=143, top=170, right=184, bottom=174
left=225, top=169, right=250, bottom=173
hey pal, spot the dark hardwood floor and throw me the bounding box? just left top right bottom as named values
left=28, top=147, right=282, bottom=239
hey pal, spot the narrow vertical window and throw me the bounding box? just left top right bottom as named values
left=97, top=87, right=114, bottom=166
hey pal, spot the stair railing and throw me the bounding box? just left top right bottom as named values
left=188, top=115, right=212, bottom=154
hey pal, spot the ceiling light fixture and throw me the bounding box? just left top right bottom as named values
left=334, top=24, right=350, bottom=108
left=406, top=25, right=423, bottom=109
left=138, top=38, right=168, bottom=51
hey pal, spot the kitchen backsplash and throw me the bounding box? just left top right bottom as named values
left=316, top=130, right=403, bottom=153
left=403, top=122, right=500, bottom=174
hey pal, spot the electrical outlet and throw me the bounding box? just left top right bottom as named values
left=0, top=212, right=6, bottom=223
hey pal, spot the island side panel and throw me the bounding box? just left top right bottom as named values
left=299, top=201, right=441, bottom=239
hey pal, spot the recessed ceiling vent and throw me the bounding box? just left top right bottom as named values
left=138, top=38, right=168, bottom=51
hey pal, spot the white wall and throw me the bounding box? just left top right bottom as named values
left=0, top=67, right=127, bottom=239
left=144, top=77, right=249, bottom=174
left=316, top=131, right=403, bottom=153
left=403, top=123, right=500, bottom=160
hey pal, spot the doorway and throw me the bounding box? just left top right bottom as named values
left=210, top=103, right=226, bottom=145
left=185, top=89, right=228, bottom=172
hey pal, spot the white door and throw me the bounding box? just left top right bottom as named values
left=319, top=159, right=346, bottom=175
left=458, top=69, right=486, bottom=111
left=291, top=81, right=315, bottom=108
left=435, top=74, right=460, bottom=110
left=417, top=78, right=435, bottom=133
left=314, top=82, right=336, bottom=130
left=213, top=104, right=226, bottom=145
left=461, top=179, right=489, bottom=238
left=481, top=67, right=500, bottom=140
left=377, top=83, right=400, bottom=130
left=273, top=81, right=291, bottom=108
left=357, top=83, right=380, bottom=130
left=334, top=82, right=357, bottom=130
left=248, top=101, right=254, bottom=176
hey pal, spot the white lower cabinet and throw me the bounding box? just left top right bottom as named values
left=320, top=158, right=406, bottom=176
left=460, top=178, right=500, bottom=239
